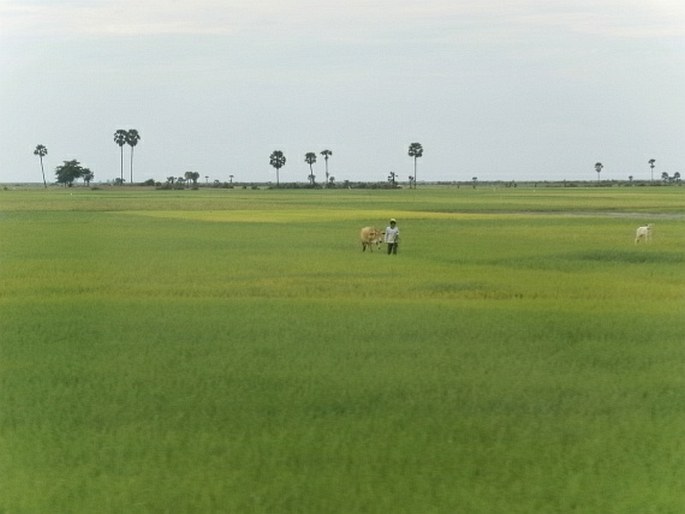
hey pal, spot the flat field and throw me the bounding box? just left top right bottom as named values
left=1, top=186, right=684, bottom=513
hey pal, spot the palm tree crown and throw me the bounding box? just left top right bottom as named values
left=33, top=144, right=47, bottom=158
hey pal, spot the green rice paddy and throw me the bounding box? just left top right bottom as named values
left=1, top=186, right=684, bottom=513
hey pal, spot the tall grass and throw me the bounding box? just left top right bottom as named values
left=1, top=187, right=684, bottom=513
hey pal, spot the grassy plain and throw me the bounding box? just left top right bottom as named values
left=1, top=186, right=684, bottom=513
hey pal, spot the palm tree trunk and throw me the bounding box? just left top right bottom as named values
left=120, top=147, right=124, bottom=182
left=40, top=157, right=47, bottom=188
left=130, top=147, right=135, bottom=184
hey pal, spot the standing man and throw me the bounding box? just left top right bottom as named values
left=385, top=218, right=400, bottom=255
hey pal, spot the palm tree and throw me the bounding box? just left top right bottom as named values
left=408, top=142, right=423, bottom=187
left=269, top=150, right=286, bottom=186
left=320, top=149, right=332, bottom=186
left=33, top=144, right=48, bottom=188
left=305, top=152, right=317, bottom=185
left=126, top=129, right=141, bottom=184
left=113, top=129, right=128, bottom=182
left=594, top=162, right=603, bottom=182
left=648, top=159, right=655, bottom=182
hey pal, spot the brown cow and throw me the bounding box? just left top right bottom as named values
left=360, top=226, right=384, bottom=252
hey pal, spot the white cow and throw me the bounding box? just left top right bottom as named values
left=360, top=226, right=384, bottom=252
left=634, top=224, right=653, bottom=244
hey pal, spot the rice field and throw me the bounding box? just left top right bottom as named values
left=1, top=186, right=684, bottom=513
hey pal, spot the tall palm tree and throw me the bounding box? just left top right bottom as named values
left=270, top=150, right=286, bottom=186
left=320, top=149, right=332, bottom=186
left=648, top=159, right=656, bottom=182
left=594, top=162, right=603, bottom=182
left=33, top=144, right=48, bottom=188
left=126, top=129, right=141, bottom=184
left=305, top=152, right=317, bottom=185
left=408, top=142, right=423, bottom=188
left=113, top=129, right=127, bottom=182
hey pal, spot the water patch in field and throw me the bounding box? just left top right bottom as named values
left=417, top=281, right=522, bottom=300
left=492, top=249, right=684, bottom=271
left=422, top=281, right=486, bottom=294
left=119, top=209, right=345, bottom=223
left=570, top=250, right=685, bottom=264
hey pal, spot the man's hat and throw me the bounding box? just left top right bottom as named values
left=390, top=218, right=396, bottom=223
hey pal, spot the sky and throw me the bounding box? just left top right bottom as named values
left=1, top=0, right=684, bottom=184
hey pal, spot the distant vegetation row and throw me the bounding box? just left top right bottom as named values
left=32, top=134, right=427, bottom=189
left=5, top=179, right=682, bottom=192
left=30, top=136, right=681, bottom=189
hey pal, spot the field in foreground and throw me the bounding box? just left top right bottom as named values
left=1, top=187, right=684, bottom=513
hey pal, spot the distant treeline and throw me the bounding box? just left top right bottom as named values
left=149, top=179, right=681, bottom=190
left=3, top=179, right=681, bottom=191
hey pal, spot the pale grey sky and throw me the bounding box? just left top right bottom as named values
left=1, top=0, right=684, bottom=184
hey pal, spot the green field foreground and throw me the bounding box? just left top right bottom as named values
left=1, top=187, right=684, bottom=513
